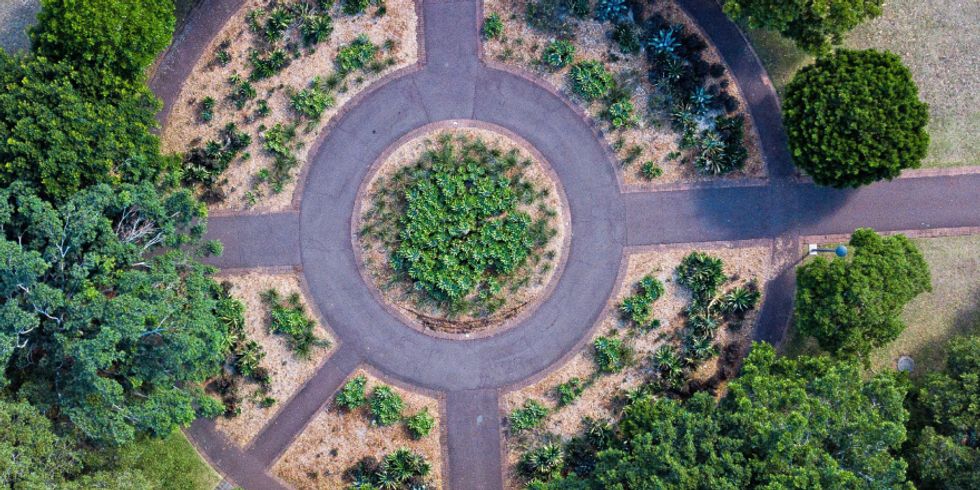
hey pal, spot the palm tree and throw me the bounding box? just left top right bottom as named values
left=519, top=443, right=564, bottom=479
left=721, top=286, right=760, bottom=315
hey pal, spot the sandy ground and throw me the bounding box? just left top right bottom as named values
left=214, top=271, right=335, bottom=448
left=273, top=370, right=444, bottom=489
left=162, top=0, right=419, bottom=212
left=483, top=0, right=766, bottom=187
left=358, top=126, right=569, bottom=336
left=501, top=242, right=774, bottom=488
left=0, top=0, right=39, bottom=53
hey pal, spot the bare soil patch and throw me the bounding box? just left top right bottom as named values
left=162, top=0, right=419, bottom=212
left=272, top=370, right=444, bottom=489
left=501, top=242, right=774, bottom=487
left=483, top=0, right=766, bottom=187
left=357, top=125, right=569, bottom=336
left=214, top=271, right=334, bottom=447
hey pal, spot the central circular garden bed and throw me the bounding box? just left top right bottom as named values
left=356, top=124, right=569, bottom=337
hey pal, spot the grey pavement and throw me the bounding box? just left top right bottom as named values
left=0, top=0, right=39, bottom=53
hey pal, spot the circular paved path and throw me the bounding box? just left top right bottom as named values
left=149, top=0, right=980, bottom=488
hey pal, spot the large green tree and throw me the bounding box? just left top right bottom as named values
left=0, top=182, right=229, bottom=446
left=794, top=229, right=931, bottom=360
left=722, top=0, right=883, bottom=54
left=907, top=336, right=980, bottom=489
left=0, top=53, right=171, bottom=202
left=543, top=343, right=912, bottom=488
left=31, top=0, right=176, bottom=92
left=783, top=49, right=929, bottom=188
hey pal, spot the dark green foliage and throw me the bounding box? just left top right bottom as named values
left=619, top=275, right=664, bottom=328
left=297, top=4, right=333, bottom=46
left=795, top=228, right=931, bottom=360
left=199, top=96, right=216, bottom=123
left=593, top=336, right=630, bottom=373
left=336, top=35, right=378, bottom=74
left=520, top=443, right=565, bottom=480
left=346, top=448, right=432, bottom=489
left=676, top=251, right=726, bottom=304
left=906, top=336, right=980, bottom=488
left=31, top=0, right=175, bottom=92
left=290, top=76, right=335, bottom=121
left=0, top=182, right=229, bottom=446
left=783, top=49, right=929, bottom=188
left=335, top=375, right=369, bottom=410
left=611, top=22, right=640, bottom=54
left=249, top=48, right=291, bottom=80
left=723, top=0, right=883, bottom=54
left=406, top=408, right=435, bottom=439
left=510, top=399, right=549, bottom=433
left=606, top=99, right=636, bottom=129
left=525, top=0, right=590, bottom=36
left=541, top=39, right=575, bottom=68
left=263, top=5, right=293, bottom=43
left=369, top=385, right=404, bottom=426
left=569, top=60, right=614, bottom=101
left=261, top=123, right=301, bottom=193
left=390, top=137, right=543, bottom=307
left=593, top=0, right=629, bottom=23
left=0, top=54, right=170, bottom=202
left=640, top=161, right=663, bottom=180
left=181, top=122, right=251, bottom=199
left=548, top=343, right=912, bottom=487
left=555, top=378, right=586, bottom=406
left=343, top=0, right=371, bottom=16
left=719, top=285, right=760, bottom=316
left=228, top=73, right=257, bottom=109
left=483, top=13, right=505, bottom=39
left=261, top=289, right=330, bottom=358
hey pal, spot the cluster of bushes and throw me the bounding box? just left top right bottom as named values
left=345, top=448, right=433, bottom=489
left=262, top=288, right=331, bottom=358
left=335, top=375, right=436, bottom=439
left=362, top=134, right=556, bottom=318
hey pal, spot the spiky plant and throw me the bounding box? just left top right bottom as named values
left=689, top=86, right=713, bottom=114
left=720, top=286, right=760, bottom=315
left=519, top=443, right=564, bottom=479
left=541, top=39, right=575, bottom=68
left=594, top=0, right=629, bottom=23
left=648, top=27, right=680, bottom=56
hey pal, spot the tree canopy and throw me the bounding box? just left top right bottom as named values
left=783, top=49, right=929, bottom=188
left=722, top=0, right=883, bottom=54
left=540, top=343, right=912, bottom=488
left=30, top=0, right=176, bottom=92
left=0, top=53, right=172, bottom=202
left=794, top=229, right=930, bottom=360
left=0, top=182, right=228, bottom=446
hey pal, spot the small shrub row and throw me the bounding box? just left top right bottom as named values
left=334, top=375, right=435, bottom=438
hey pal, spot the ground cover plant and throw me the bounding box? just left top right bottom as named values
left=482, top=0, right=762, bottom=185
left=783, top=49, right=929, bottom=187
left=360, top=132, right=560, bottom=330
left=345, top=448, right=433, bottom=489
left=262, top=288, right=331, bottom=358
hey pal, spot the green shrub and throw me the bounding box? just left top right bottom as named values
left=783, top=49, right=929, bottom=188
left=525, top=0, right=589, bottom=35
left=228, top=74, right=257, bottom=109
left=607, top=99, right=637, bottom=128
left=343, top=0, right=370, bottom=15
left=719, top=285, right=760, bottom=316
left=594, top=0, right=628, bottom=23
left=263, top=5, right=293, bottom=42
left=336, top=35, right=378, bottom=74
left=541, top=39, right=575, bottom=68
left=569, top=60, right=613, bottom=101
left=594, top=336, right=630, bottom=373
left=290, top=77, right=334, bottom=121
left=519, top=443, right=564, bottom=479
left=369, top=386, right=404, bottom=426
left=676, top=252, right=725, bottom=305
left=335, top=375, right=368, bottom=410
left=483, top=13, right=504, bottom=39
left=406, top=408, right=435, bottom=439
left=199, top=96, right=215, bottom=123
left=182, top=122, right=251, bottom=193
left=640, top=161, right=663, bottom=180
left=249, top=48, right=291, bottom=81
left=261, top=123, right=300, bottom=193
left=261, top=289, right=330, bottom=358
left=509, top=399, right=549, bottom=432
left=612, top=22, right=640, bottom=54
left=298, top=6, right=333, bottom=46
left=347, top=448, right=431, bottom=487
left=722, top=0, right=883, bottom=54
left=619, top=275, right=664, bottom=327
left=31, top=0, right=175, bottom=92
left=555, top=378, right=585, bottom=406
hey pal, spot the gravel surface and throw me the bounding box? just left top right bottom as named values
left=0, top=0, right=39, bottom=53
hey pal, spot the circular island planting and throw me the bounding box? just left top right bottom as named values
left=357, top=125, right=569, bottom=337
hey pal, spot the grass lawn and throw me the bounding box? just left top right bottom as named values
left=118, top=431, right=221, bottom=490
left=781, top=234, right=980, bottom=378
left=742, top=0, right=980, bottom=168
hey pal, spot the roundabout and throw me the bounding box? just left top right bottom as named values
left=147, top=0, right=980, bottom=488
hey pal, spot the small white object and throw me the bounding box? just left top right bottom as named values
left=808, top=244, right=818, bottom=255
